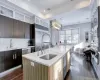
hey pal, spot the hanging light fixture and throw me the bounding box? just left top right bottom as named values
left=51, top=20, right=62, bottom=30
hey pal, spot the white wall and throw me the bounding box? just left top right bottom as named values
left=62, top=22, right=91, bottom=43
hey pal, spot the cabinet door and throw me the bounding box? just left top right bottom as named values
left=13, top=20, right=25, bottom=38
left=0, top=52, right=5, bottom=72
left=53, top=59, right=63, bottom=80
left=3, top=16, right=13, bottom=38
left=16, top=49, right=22, bottom=66
left=0, top=15, right=4, bottom=38
left=25, top=23, right=30, bottom=39
left=4, top=51, right=14, bottom=70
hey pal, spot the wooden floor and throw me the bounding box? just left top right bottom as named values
left=0, top=53, right=98, bottom=80
left=65, top=53, right=98, bottom=80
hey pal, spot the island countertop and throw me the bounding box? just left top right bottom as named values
left=22, top=45, right=73, bottom=66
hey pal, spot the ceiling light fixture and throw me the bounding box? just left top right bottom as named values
left=44, top=10, right=46, bottom=12
left=28, top=0, right=30, bottom=1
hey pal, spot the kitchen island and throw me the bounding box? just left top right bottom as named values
left=22, top=45, right=73, bottom=80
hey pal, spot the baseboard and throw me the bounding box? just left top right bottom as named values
left=90, top=62, right=99, bottom=80
left=0, top=65, right=21, bottom=78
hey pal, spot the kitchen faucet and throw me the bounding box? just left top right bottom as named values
left=37, top=33, right=51, bottom=56
left=41, top=33, right=51, bottom=54
left=10, top=39, right=12, bottom=48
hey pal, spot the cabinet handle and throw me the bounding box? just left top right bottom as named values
left=15, top=54, right=17, bottom=59
left=13, top=54, right=14, bottom=60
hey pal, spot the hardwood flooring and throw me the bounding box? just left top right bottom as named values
left=0, top=53, right=98, bottom=80
left=65, top=53, right=98, bottom=80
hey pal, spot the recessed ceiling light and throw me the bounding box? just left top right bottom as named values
left=28, top=0, right=30, bottom=1
left=44, top=10, right=46, bottom=12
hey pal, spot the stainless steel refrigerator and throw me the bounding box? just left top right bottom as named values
left=35, top=24, right=50, bottom=51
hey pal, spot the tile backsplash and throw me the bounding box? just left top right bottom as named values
left=0, top=38, right=11, bottom=49
left=12, top=39, right=29, bottom=48
left=0, top=38, right=29, bottom=49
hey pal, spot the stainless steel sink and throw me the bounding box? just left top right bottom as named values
left=40, top=54, right=57, bottom=60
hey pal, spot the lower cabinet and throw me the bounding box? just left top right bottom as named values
left=0, top=52, right=5, bottom=72
left=16, top=49, right=22, bottom=66
left=48, top=59, right=63, bottom=80
left=4, top=50, right=14, bottom=70
left=0, top=49, right=22, bottom=73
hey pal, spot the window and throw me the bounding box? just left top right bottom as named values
left=59, top=29, right=79, bottom=44
left=71, top=29, right=79, bottom=44
left=59, top=31, right=65, bottom=44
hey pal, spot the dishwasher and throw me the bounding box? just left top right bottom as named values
left=22, top=48, right=31, bottom=55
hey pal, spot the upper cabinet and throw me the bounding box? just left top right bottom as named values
left=35, top=16, right=50, bottom=28
left=0, top=14, right=31, bottom=38
left=0, top=15, right=4, bottom=38
left=0, top=6, right=13, bottom=18
left=14, top=12, right=24, bottom=22
left=3, top=16, right=13, bottom=38
left=0, top=5, right=34, bottom=24
left=13, top=20, right=25, bottom=38
left=24, top=23, right=30, bottom=39
left=0, top=15, right=13, bottom=38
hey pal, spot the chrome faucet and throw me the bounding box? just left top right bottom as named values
left=37, top=33, right=51, bottom=56
left=10, top=39, right=12, bottom=48
left=41, top=33, right=51, bottom=54
left=37, top=46, right=44, bottom=56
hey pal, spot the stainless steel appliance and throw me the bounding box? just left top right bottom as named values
left=22, top=48, right=31, bottom=55
left=35, top=29, right=50, bottom=51
left=35, top=24, right=50, bottom=52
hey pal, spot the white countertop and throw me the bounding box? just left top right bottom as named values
left=0, top=46, right=35, bottom=52
left=22, top=45, right=72, bottom=66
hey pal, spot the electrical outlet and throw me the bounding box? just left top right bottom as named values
left=31, top=62, right=34, bottom=67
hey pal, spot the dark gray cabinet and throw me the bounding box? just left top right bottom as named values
left=25, top=23, right=30, bottom=39
left=0, top=15, right=31, bottom=38
left=13, top=20, right=25, bottom=38
left=0, top=52, right=5, bottom=72
left=4, top=50, right=14, bottom=70
left=0, top=15, right=13, bottom=38
left=3, top=16, right=13, bottom=38
left=16, top=49, right=22, bottom=66
left=0, top=49, right=22, bottom=73
left=0, top=15, right=4, bottom=38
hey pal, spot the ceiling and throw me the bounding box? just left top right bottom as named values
left=26, top=0, right=91, bottom=15
left=6, top=0, right=91, bottom=18
left=51, top=7, right=91, bottom=26
left=1, top=0, right=93, bottom=26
